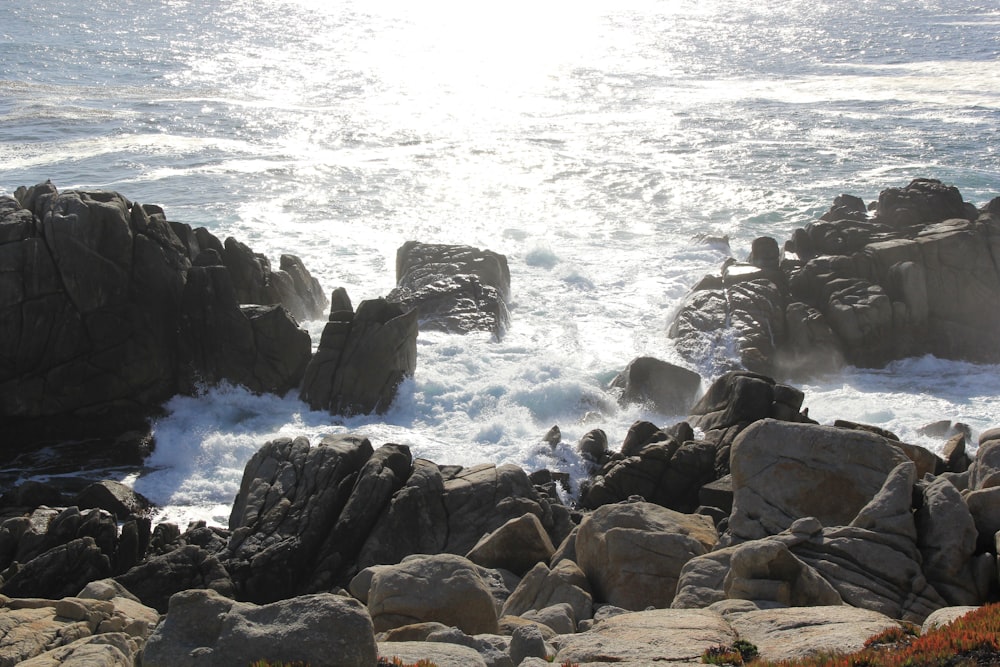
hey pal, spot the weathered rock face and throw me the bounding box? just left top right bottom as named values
left=142, top=589, right=376, bottom=667
left=0, top=183, right=318, bottom=447
left=223, top=435, right=565, bottom=604
left=366, top=554, right=500, bottom=635
left=387, top=241, right=511, bottom=338
left=0, top=591, right=157, bottom=667
left=669, top=179, right=1000, bottom=377
left=728, top=419, right=912, bottom=542
left=675, top=432, right=996, bottom=623
left=299, top=297, right=418, bottom=416
left=575, top=501, right=718, bottom=610
left=608, top=356, right=702, bottom=415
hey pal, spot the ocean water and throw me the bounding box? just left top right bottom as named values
left=3, top=0, right=1000, bottom=526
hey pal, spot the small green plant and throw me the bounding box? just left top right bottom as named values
left=376, top=658, right=440, bottom=667
left=249, top=662, right=310, bottom=667
left=703, top=639, right=760, bottom=665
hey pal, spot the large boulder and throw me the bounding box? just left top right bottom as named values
left=224, top=435, right=402, bottom=602
left=0, top=184, right=319, bottom=447
left=673, top=460, right=985, bottom=622
left=608, top=356, right=702, bottom=414
left=575, top=501, right=717, bottom=610
left=299, top=297, right=418, bottom=416
left=728, top=419, right=910, bottom=542
left=142, top=589, right=376, bottom=667
left=387, top=241, right=511, bottom=338
left=366, top=554, right=499, bottom=635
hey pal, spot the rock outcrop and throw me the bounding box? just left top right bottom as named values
left=142, top=588, right=376, bottom=667
left=0, top=183, right=319, bottom=447
left=299, top=298, right=418, bottom=416
left=387, top=241, right=511, bottom=338
left=669, top=179, right=1000, bottom=377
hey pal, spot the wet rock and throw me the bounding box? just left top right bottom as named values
left=609, top=356, right=702, bottom=414
left=387, top=241, right=511, bottom=338
left=299, top=297, right=418, bottom=416
left=0, top=184, right=319, bottom=447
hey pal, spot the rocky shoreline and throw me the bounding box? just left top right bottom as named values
left=2, top=178, right=1000, bottom=665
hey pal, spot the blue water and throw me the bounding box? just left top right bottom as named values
left=3, top=0, right=1000, bottom=525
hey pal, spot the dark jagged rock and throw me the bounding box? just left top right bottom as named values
left=1, top=536, right=112, bottom=599
left=387, top=241, right=511, bottom=338
left=299, top=297, right=418, bottom=416
left=222, top=435, right=563, bottom=604
left=0, top=183, right=320, bottom=448
left=669, top=179, right=1000, bottom=377
left=114, top=544, right=235, bottom=613
left=609, top=356, right=702, bottom=415
left=75, top=481, right=153, bottom=521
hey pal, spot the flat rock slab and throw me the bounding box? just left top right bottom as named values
left=377, top=641, right=488, bottom=667
left=727, top=606, right=902, bottom=663
left=554, top=609, right=736, bottom=664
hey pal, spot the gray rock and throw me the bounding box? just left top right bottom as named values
left=575, top=501, right=717, bottom=610
left=377, top=641, right=488, bottom=667
left=609, top=356, right=702, bottom=415
left=299, top=297, right=418, bottom=416
left=142, top=589, right=375, bottom=667
left=509, top=624, right=551, bottom=666
left=467, top=513, right=555, bottom=577
left=500, top=560, right=592, bottom=623
left=728, top=606, right=902, bottom=663
left=554, top=608, right=736, bottom=664
left=729, top=419, right=910, bottom=541
left=387, top=241, right=511, bottom=338
left=367, top=554, right=499, bottom=635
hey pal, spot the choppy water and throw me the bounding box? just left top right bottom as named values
left=3, top=0, right=1000, bottom=526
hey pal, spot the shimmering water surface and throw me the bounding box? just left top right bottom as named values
left=3, top=0, right=1000, bottom=525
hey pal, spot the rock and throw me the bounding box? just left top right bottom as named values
left=728, top=606, right=902, bottom=663
left=377, top=641, right=488, bottom=667
left=668, top=180, right=1000, bottom=376
left=74, top=481, right=153, bottom=521
left=299, top=297, right=418, bottom=416
left=969, top=437, right=1000, bottom=490
left=0, top=593, right=152, bottom=667
left=1, top=537, right=112, bottom=600
left=142, top=589, right=376, bottom=667
left=387, top=241, right=511, bottom=338
left=608, top=357, right=702, bottom=414
left=224, top=434, right=380, bottom=602
left=367, top=554, right=499, bottom=635
left=675, top=462, right=954, bottom=622
left=580, top=437, right=719, bottom=512
left=722, top=540, right=842, bottom=607
left=509, top=624, right=553, bottom=666
left=554, top=608, right=736, bottom=664
left=114, top=544, right=234, bottom=613
left=965, top=486, right=1000, bottom=552
left=16, top=633, right=135, bottom=667
left=467, top=514, right=555, bottom=577
left=500, top=560, right=593, bottom=623
left=0, top=185, right=318, bottom=446
left=915, top=476, right=992, bottom=606
left=729, top=419, right=910, bottom=541
left=576, top=429, right=608, bottom=462
left=921, top=606, right=980, bottom=633
left=575, top=501, right=717, bottom=610
left=521, top=602, right=576, bottom=635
